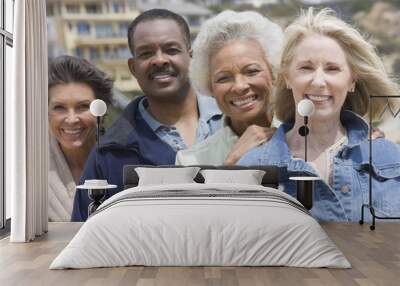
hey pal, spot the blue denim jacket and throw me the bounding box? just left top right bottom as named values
left=238, top=111, right=400, bottom=222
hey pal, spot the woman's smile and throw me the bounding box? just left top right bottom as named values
left=231, top=95, right=258, bottom=108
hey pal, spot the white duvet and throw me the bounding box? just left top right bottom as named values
left=50, top=183, right=350, bottom=269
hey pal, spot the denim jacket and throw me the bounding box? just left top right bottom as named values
left=238, top=111, right=400, bottom=222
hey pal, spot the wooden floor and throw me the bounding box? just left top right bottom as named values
left=0, top=222, right=399, bottom=286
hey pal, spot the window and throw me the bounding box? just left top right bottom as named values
left=95, top=23, right=113, bottom=38
left=85, top=3, right=102, bottom=14
left=103, top=45, right=112, bottom=59
left=4, top=0, right=12, bottom=33
left=104, top=46, right=125, bottom=60
left=65, top=4, right=80, bottom=14
left=112, top=3, right=124, bottom=13
left=1, top=0, right=14, bottom=232
left=47, top=4, right=54, bottom=16
left=119, top=22, right=129, bottom=37
left=117, top=45, right=130, bottom=59
left=77, top=21, right=91, bottom=35
left=47, top=17, right=67, bottom=57
left=74, top=47, right=83, bottom=57
left=89, top=47, right=99, bottom=60
left=127, top=0, right=137, bottom=10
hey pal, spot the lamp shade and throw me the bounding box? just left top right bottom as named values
left=90, top=99, right=107, bottom=117
left=297, top=99, right=315, bottom=117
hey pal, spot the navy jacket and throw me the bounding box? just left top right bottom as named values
left=71, top=96, right=222, bottom=221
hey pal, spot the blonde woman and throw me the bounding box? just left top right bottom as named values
left=239, top=8, right=400, bottom=222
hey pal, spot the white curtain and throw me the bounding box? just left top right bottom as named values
left=7, top=0, right=48, bottom=242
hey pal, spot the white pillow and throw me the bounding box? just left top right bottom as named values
left=135, top=167, right=200, bottom=186
left=200, top=169, right=266, bottom=185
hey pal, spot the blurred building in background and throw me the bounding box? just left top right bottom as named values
left=232, top=0, right=278, bottom=8
left=138, top=0, right=212, bottom=35
left=47, top=0, right=140, bottom=95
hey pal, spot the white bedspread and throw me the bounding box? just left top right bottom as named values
left=50, top=183, right=350, bottom=269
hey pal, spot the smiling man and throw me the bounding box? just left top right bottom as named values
left=71, top=9, right=222, bottom=221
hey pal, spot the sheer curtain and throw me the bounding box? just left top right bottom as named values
left=7, top=0, right=48, bottom=242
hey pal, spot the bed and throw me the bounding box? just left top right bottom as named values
left=50, top=165, right=350, bottom=269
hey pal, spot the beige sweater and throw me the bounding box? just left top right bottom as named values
left=48, top=137, right=76, bottom=221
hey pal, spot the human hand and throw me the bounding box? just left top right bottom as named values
left=224, top=125, right=276, bottom=165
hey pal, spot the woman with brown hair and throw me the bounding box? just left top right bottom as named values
left=48, top=55, right=113, bottom=221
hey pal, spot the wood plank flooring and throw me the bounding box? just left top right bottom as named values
left=0, top=222, right=399, bottom=286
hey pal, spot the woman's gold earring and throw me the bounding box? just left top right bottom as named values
left=286, top=83, right=291, bottom=90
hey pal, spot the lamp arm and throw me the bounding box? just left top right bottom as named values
left=304, top=116, right=308, bottom=162
left=96, top=116, right=101, bottom=152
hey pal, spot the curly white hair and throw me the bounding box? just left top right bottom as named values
left=189, top=10, right=284, bottom=97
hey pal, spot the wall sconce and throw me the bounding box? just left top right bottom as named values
left=290, top=99, right=319, bottom=210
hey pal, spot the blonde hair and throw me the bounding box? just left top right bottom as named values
left=275, top=8, right=399, bottom=123
left=189, top=10, right=283, bottom=98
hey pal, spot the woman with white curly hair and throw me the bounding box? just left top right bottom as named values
left=239, top=8, right=400, bottom=222
left=175, top=10, right=283, bottom=165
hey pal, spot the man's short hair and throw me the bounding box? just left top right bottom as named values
left=127, top=9, right=191, bottom=56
